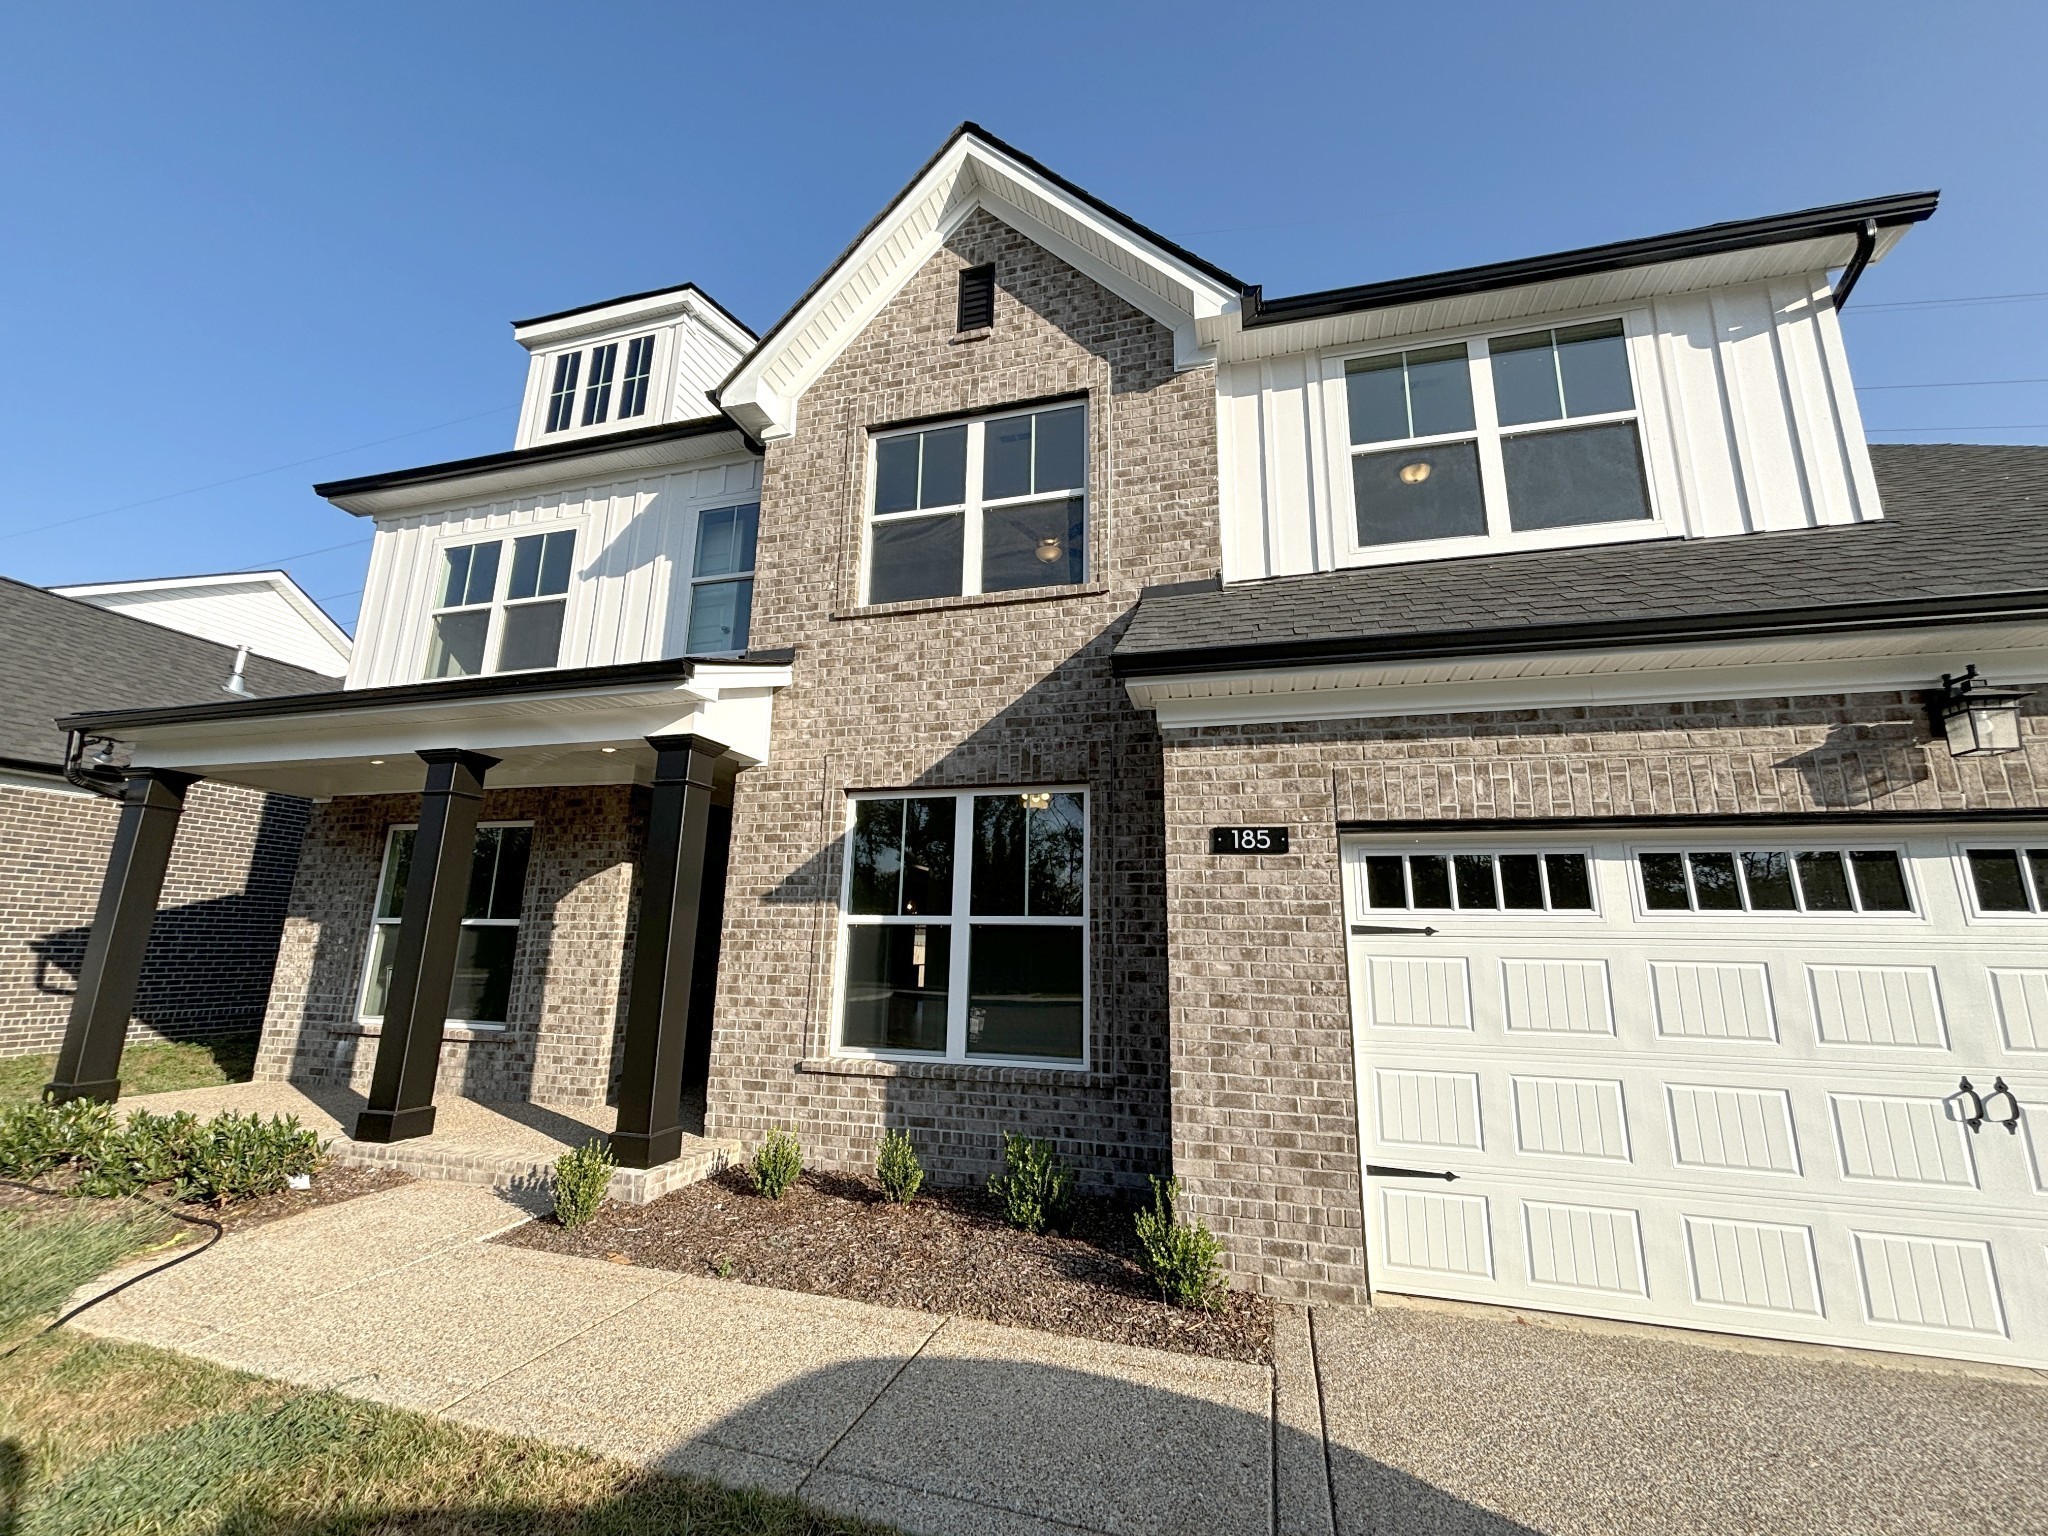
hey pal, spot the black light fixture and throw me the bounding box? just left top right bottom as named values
left=1931, top=665, right=2033, bottom=758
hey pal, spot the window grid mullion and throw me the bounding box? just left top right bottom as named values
left=1466, top=337, right=1512, bottom=540
left=962, top=422, right=987, bottom=596
left=948, top=794, right=974, bottom=1057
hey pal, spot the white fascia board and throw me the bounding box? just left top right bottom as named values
left=1203, top=233, right=1903, bottom=364
left=1125, top=622, right=2048, bottom=729
left=718, top=135, right=1241, bottom=439
left=326, top=430, right=756, bottom=516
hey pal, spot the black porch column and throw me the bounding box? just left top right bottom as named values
left=354, top=748, right=496, bottom=1144
left=45, top=768, right=200, bottom=1105
left=613, top=733, right=727, bottom=1170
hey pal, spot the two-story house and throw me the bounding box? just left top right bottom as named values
left=49, top=125, right=2048, bottom=1371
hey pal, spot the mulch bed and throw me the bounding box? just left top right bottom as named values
left=500, top=1168, right=1273, bottom=1365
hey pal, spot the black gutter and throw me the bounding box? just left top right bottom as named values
left=313, top=416, right=752, bottom=501
left=62, top=651, right=795, bottom=735
left=714, top=121, right=1252, bottom=407
left=1111, top=588, right=2048, bottom=678
left=1241, top=190, right=1940, bottom=330
left=512, top=281, right=760, bottom=340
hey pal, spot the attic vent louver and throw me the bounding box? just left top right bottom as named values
left=957, top=264, right=995, bottom=332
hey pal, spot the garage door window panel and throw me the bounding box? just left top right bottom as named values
left=1964, top=847, right=2048, bottom=913
left=1362, top=851, right=1595, bottom=913
left=1638, top=848, right=1914, bottom=914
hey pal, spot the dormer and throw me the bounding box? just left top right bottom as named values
left=510, top=284, right=757, bottom=450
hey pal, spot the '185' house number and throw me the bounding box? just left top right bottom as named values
left=1209, top=826, right=1290, bottom=854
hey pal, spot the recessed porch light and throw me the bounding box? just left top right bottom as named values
left=369, top=758, right=385, bottom=765
left=600, top=746, right=619, bottom=754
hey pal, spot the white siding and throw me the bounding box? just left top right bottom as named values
left=67, top=583, right=350, bottom=675
left=670, top=320, right=740, bottom=419
left=1219, top=275, right=1881, bottom=580
left=515, top=309, right=750, bottom=450
left=346, top=454, right=761, bottom=689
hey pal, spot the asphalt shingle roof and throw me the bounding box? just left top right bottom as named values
left=0, top=577, right=331, bottom=770
left=1112, top=444, right=2048, bottom=673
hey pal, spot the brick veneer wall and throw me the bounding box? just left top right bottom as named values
left=253, top=785, right=643, bottom=1106
left=0, top=777, right=307, bottom=1059
left=706, top=207, right=1222, bottom=1192
left=1159, top=687, right=2048, bottom=1305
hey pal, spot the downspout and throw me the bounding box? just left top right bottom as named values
left=1831, top=218, right=1881, bottom=310
left=62, top=730, right=128, bottom=802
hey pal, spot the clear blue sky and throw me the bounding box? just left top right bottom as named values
left=2, top=1, right=2042, bottom=635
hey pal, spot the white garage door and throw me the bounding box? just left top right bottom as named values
left=1343, top=826, right=2048, bottom=1368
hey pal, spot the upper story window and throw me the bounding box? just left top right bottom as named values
left=424, top=529, right=575, bottom=677
left=542, top=334, right=656, bottom=434
left=685, top=503, right=758, bottom=654
left=865, top=402, right=1086, bottom=605
left=1343, top=319, right=1652, bottom=555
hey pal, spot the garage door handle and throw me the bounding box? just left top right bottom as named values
left=1367, top=1164, right=1459, bottom=1181
left=1958, top=1076, right=1987, bottom=1133
left=1985, top=1077, right=2022, bottom=1136
left=1351, top=924, right=1440, bottom=937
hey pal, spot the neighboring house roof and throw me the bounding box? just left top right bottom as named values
left=1111, top=444, right=2048, bottom=676
left=0, top=576, right=330, bottom=774
left=48, top=569, right=353, bottom=677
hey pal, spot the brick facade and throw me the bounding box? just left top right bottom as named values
left=704, top=208, right=1221, bottom=1192
left=253, top=785, right=644, bottom=1106
left=0, top=777, right=306, bottom=1059
left=1159, top=687, right=2048, bottom=1304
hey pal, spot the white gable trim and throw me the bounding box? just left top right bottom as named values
left=719, top=132, right=1243, bottom=440
left=52, top=570, right=354, bottom=670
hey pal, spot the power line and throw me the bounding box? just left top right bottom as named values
left=1865, top=424, right=2048, bottom=432
left=1858, top=378, right=2048, bottom=390
left=1850, top=291, right=2048, bottom=313
left=0, top=405, right=515, bottom=543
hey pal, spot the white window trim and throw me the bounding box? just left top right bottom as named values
left=526, top=329, right=669, bottom=446
left=355, top=821, right=533, bottom=1029
left=682, top=501, right=759, bottom=658
left=1949, top=838, right=2048, bottom=920
left=1350, top=847, right=1605, bottom=919
left=422, top=523, right=582, bottom=678
left=1625, top=839, right=1926, bottom=921
left=1319, top=310, right=1674, bottom=568
left=861, top=401, right=1089, bottom=605
left=832, top=787, right=1091, bottom=1070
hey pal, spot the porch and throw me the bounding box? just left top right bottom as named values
left=45, top=655, right=790, bottom=1186
left=121, top=1079, right=740, bottom=1203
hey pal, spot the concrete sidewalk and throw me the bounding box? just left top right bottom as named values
left=68, top=1181, right=2048, bottom=1536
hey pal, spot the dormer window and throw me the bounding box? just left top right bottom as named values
left=424, top=529, right=575, bottom=677
left=1342, top=317, right=1655, bottom=559
left=540, top=334, right=657, bottom=435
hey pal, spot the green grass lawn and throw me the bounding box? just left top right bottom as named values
left=0, top=1032, right=259, bottom=1108
left=0, top=1197, right=896, bottom=1535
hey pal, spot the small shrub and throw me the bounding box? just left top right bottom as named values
left=989, top=1131, right=1074, bottom=1235
left=749, top=1128, right=802, bottom=1199
left=1134, top=1176, right=1225, bottom=1310
left=0, top=1103, right=66, bottom=1179
left=875, top=1129, right=924, bottom=1204
left=552, top=1139, right=615, bottom=1229
left=178, top=1113, right=323, bottom=1207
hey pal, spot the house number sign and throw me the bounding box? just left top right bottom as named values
left=1209, top=826, right=1290, bottom=854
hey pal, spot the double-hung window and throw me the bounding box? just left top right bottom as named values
left=1343, top=318, right=1653, bottom=555
left=865, top=402, right=1086, bottom=605
left=540, top=334, right=657, bottom=434
left=685, top=503, right=758, bottom=654
left=360, top=823, right=531, bottom=1028
left=424, top=529, right=575, bottom=677
left=838, top=789, right=1088, bottom=1065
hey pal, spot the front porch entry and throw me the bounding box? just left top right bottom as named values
left=45, top=657, right=789, bottom=1184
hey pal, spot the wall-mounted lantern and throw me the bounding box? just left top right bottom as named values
left=1932, top=665, right=2033, bottom=758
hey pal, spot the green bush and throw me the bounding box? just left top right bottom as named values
left=0, top=1102, right=67, bottom=1179
left=552, top=1139, right=615, bottom=1229
left=0, top=1101, right=319, bottom=1206
left=875, top=1128, right=924, bottom=1204
left=177, top=1114, right=323, bottom=1207
left=1134, top=1176, right=1225, bottom=1310
left=989, top=1131, right=1074, bottom=1234
left=749, top=1128, right=802, bottom=1199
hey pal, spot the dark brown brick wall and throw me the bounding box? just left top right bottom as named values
left=0, top=777, right=306, bottom=1059
left=254, top=785, right=643, bottom=1105
left=705, top=207, right=1222, bottom=1192
left=1160, top=687, right=2048, bottom=1304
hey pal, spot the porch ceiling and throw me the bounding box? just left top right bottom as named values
left=62, top=659, right=791, bottom=799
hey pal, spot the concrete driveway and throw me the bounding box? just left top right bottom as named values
left=66, top=1182, right=2048, bottom=1536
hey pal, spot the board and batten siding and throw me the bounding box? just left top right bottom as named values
left=1217, top=276, right=1882, bottom=581
left=345, top=454, right=762, bottom=689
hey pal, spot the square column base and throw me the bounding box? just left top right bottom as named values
left=353, top=1104, right=438, bottom=1144
left=610, top=1126, right=683, bottom=1171
left=43, top=1078, right=122, bottom=1106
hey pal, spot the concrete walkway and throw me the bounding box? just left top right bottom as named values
left=68, top=1182, right=2048, bottom=1536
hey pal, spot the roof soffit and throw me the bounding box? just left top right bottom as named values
left=717, top=133, right=1244, bottom=439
